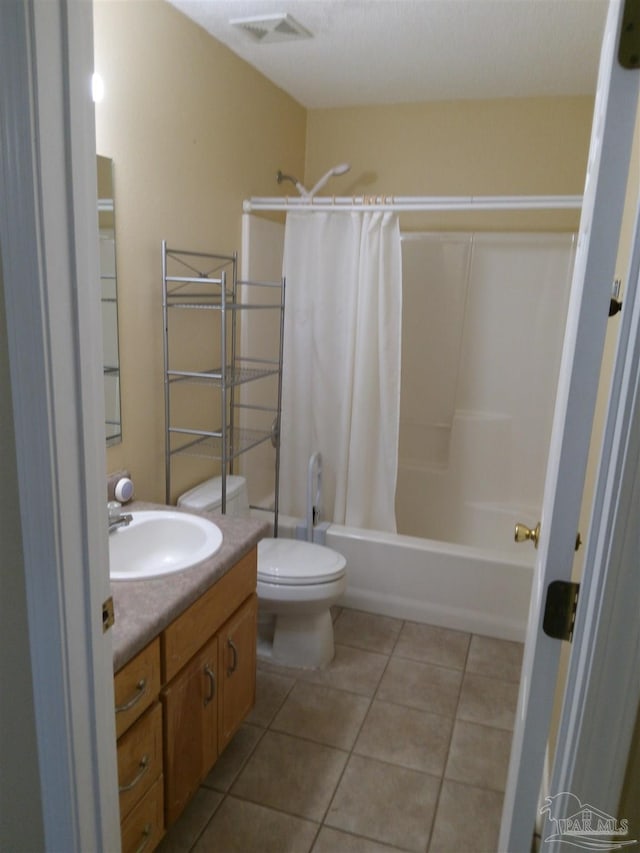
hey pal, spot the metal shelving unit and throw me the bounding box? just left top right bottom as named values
left=162, top=241, right=285, bottom=528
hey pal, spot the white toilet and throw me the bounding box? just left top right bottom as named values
left=177, top=476, right=347, bottom=669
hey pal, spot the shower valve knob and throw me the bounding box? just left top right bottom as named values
left=515, top=521, right=541, bottom=548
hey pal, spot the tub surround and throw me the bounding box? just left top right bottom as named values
left=110, top=501, right=269, bottom=672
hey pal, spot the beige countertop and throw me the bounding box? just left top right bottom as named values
left=110, top=502, right=269, bottom=672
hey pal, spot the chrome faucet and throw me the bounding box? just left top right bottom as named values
left=108, top=500, right=132, bottom=533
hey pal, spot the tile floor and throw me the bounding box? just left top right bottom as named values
left=157, top=607, right=523, bottom=853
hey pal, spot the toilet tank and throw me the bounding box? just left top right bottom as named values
left=177, top=475, right=250, bottom=517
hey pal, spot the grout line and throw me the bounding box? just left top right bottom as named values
left=423, top=632, right=471, bottom=852
left=312, top=628, right=401, bottom=841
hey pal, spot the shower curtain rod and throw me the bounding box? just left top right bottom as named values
left=243, top=194, right=582, bottom=213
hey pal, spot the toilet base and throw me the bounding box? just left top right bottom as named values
left=257, top=609, right=335, bottom=669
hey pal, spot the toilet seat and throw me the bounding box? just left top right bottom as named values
left=258, top=538, right=346, bottom=586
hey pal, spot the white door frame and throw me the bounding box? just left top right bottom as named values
left=0, top=0, right=119, bottom=849
left=546, top=200, right=640, bottom=841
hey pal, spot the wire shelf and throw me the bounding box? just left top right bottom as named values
left=167, top=365, right=280, bottom=387
left=168, top=428, right=273, bottom=461
left=162, top=241, right=285, bottom=531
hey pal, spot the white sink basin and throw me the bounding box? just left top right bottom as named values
left=109, top=510, right=223, bottom=580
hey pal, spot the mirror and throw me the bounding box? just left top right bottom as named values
left=97, top=155, right=122, bottom=445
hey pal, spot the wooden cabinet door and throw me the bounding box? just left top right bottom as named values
left=161, top=634, right=218, bottom=826
left=218, top=594, right=257, bottom=752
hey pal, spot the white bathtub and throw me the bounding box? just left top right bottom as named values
left=269, top=513, right=534, bottom=643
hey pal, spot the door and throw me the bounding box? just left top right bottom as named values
left=218, top=594, right=258, bottom=752
left=162, top=634, right=219, bottom=826
left=499, top=2, right=640, bottom=849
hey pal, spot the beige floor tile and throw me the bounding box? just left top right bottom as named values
left=333, top=609, right=403, bottom=654
left=202, top=723, right=263, bottom=792
left=192, top=795, right=318, bottom=853
left=272, top=681, right=371, bottom=750
left=354, top=699, right=453, bottom=777
left=466, top=635, right=524, bottom=683
left=456, top=672, right=519, bottom=731
left=326, top=754, right=440, bottom=853
left=445, top=720, right=512, bottom=793
left=297, top=644, right=390, bottom=697
left=376, top=656, right=462, bottom=717
left=156, top=787, right=222, bottom=853
left=394, top=622, right=470, bottom=671
left=428, top=779, right=503, bottom=853
left=313, top=826, right=404, bottom=852
left=246, top=667, right=296, bottom=727
left=231, top=730, right=348, bottom=821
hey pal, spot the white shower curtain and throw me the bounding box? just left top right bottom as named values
left=280, top=211, right=402, bottom=532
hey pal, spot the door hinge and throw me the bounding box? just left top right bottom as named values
left=543, top=581, right=580, bottom=642
left=609, top=279, right=623, bottom=317
left=102, top=596, right=115, bottom=633
left=619, top=0, right=640, bottom=69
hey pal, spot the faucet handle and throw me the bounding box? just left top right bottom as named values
left=108, top=500, right=122, bottom=521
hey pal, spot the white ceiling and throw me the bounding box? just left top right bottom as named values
left=166, top=0, right=609, bottom=109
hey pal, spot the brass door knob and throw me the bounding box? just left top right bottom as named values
left=515, top=521, right=541, bottom=548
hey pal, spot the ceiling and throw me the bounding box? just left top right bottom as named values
left=166, top=0, right=609, bottom=109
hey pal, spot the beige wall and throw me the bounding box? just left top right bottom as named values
left=305, top=97, right=594, bottom=231
left=96, top=0, right=596, bottom=503
left=95, top=0, right=306, bottom=502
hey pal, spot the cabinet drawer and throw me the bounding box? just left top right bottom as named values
left=115, top=638, right=161, bottom=738
left=117, top=702, right=163, bottom=820
left=120, top=775, right=164, bottom=853
left=162, top=549, right=257, bottom=682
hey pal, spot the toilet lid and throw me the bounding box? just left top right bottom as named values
left=258, top=538, right=346, bottom=586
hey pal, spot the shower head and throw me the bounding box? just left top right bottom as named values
left=276, top=163, right=352, bottom=199
left=308, top=163, right=351, bottom=198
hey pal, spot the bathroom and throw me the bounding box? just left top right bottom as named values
left=3, top=0, right=640, bottom=851
left=90, top=0, right=637, bottom=848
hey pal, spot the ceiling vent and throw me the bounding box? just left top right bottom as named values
left=230, top=13, right=312, bottom=44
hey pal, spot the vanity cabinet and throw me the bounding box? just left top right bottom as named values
left=114, top=546, right=258, bottom=848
